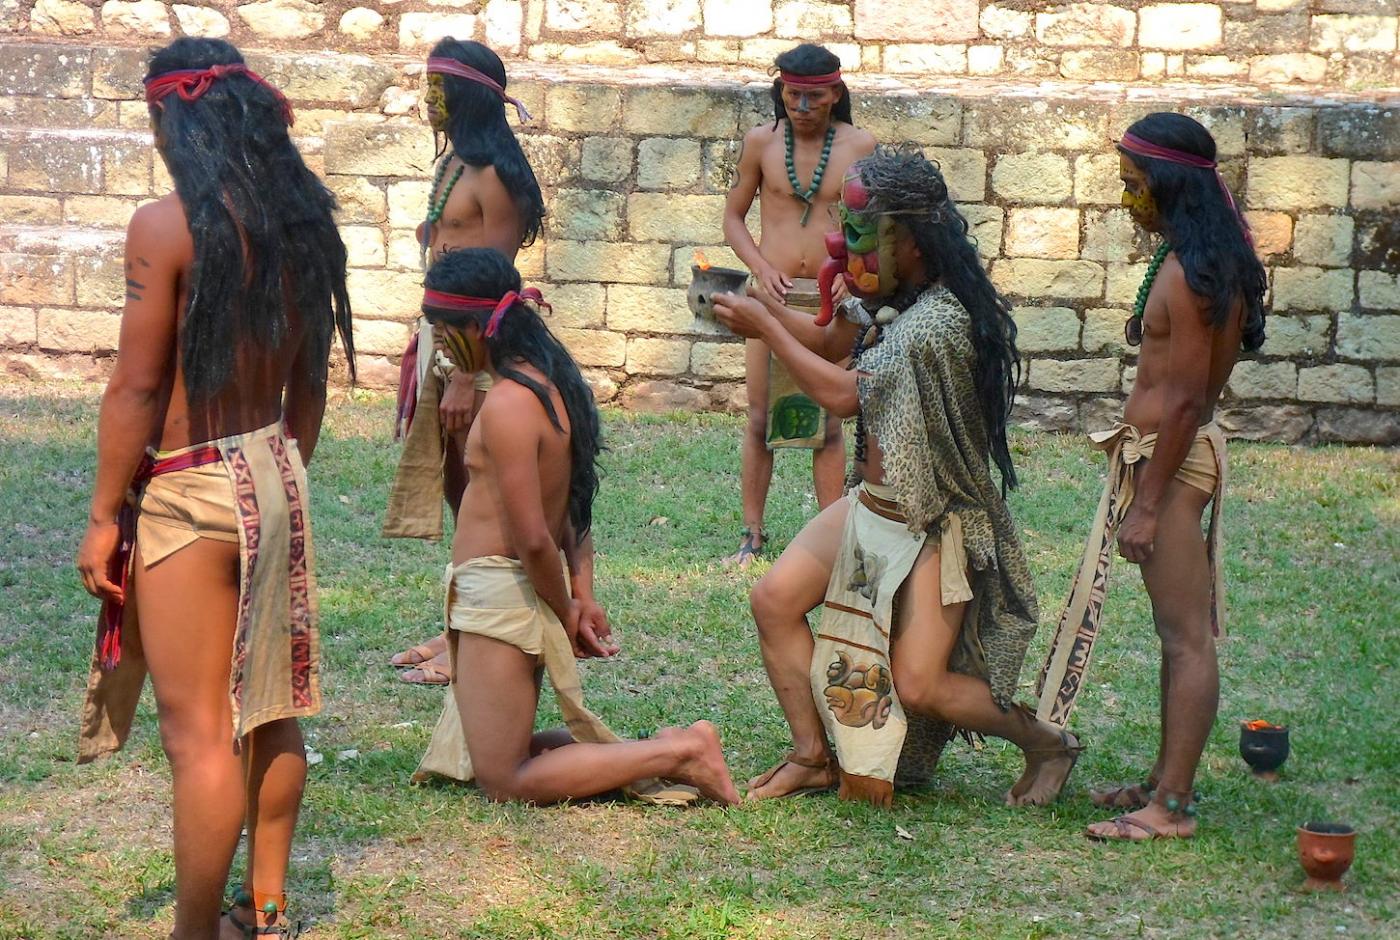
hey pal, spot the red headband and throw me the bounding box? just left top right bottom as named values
left=422, top=287, right=550, bottom=337
left=1117, top=131, right=1253, bottom=247
left=144, top=64, right=294, bottom=126
left=426, top=57, right=532, bottom=123
left=779, top=69, right=843, bottom=88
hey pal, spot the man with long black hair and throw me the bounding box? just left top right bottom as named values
left=384, top=38, right=547, bottom=685
left=73, top=37, right=354, bottom=938
left=409, top=248, right=740, bottom=807
left=721, top=42, right=875, bottom=567
left=714, top=149, right=1080, bottom=807
left=1032, top=114, right=1266, bottom=841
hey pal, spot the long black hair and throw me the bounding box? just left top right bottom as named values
left=1119, top=113, right=1267, bottom=352
left=431, top=38, right=546, bottom=249
left=771, top=43, right=853, bottom=129
left=858, top=147, right=1022, bottom=492
left=422, top=248, right=600, bottom=541
left=146, top=37, right=354, bottom=400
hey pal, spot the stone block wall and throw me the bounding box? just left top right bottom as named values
left=0, top=37, right=1397, bottom=443
left=4, top=0, right=1399, bottom=88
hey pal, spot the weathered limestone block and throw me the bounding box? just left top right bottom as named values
left=347, top=268, right=425, bottom=317
left=1060, top=50, right=1139, bottom=80
left=352, top=317, right=412, bottom=356
left=965, top=101, right=1107, bottom=151
left=546, top=84, right=624, bottom=134
left=0, top=96, right=118, bottom=128
left=1298, top=363, right=1373, bottom=402
left=1073, top=153, right=1122, bottom=206
left=922, top=148, right=986, bottom=202
left=550, top=188, right=626, bottom=241
left=340, top=226, right=386, bottom=268
left=855, top=0, right=978, bottom=41
left=8, top=135, right=103, bottom=194
left=1216, top=405, right=1312, bottom=443
left=1081, top=396, right=1128, bottom=431
left=325, top=122, right=435, bottom=177
left=539, top=282, right=606, bottom=329
left=1318, top=107, right=1399, bottom=161
left=606, top=283, right=716, bottom=333
left=37, top=309, right=121, bottom=352
left=637, top=137, right=702, bottom=190
left=1249, top=108, right=1316, bottom=156
left=0, top=306, right=37, bottom=347
left=1248, top=156, right=1350, bottom=209
left=1225, top=10, right=1311, bottom=55
left=238, top=0, right=324, bottom=39
left=1292, top=214, right=1354, bottom=267
left=546, top=0, right=622, bottom=32
left=702, top=139, right=740, bottom=193
left=1336, top=314, right=1400, bottom=360
left=967, top=46, right=1004, bottom=75
left=173, top=4, right=229, bottom=35
left=980, top=3, right=1031, bottom=39
left=884, top=45, right=967, bottom=75
left=1355, top=216, right=1399, bottom=271
left=31, top=0, right=94, bottom=35
left=1262, top=315, right=1331, bottom=357
left=250, top=54, right=396, bottom=108
left=622, top=88, right=737, bottom=138
left=386, top=180, right=430, bottom=227
left=628, top=193, right=727, bottom=243
left=1229, top=360, right=1298, bottom=399
left=581, top=368, right=619, bottom=403
left=101, top=0, right=171, bottom=37
left=1272, top=266, right=1355, bottom=311
left=631, top=0, right=701, bottom=36
left=399, top=12, right=476, bottom=51
left=690, top=340, right=745, bottom=378
left=1377, top=366, right=1400, bottom=407
left=740, top=38, right=859, bottom=71
left=962, top=205, right=1003, bottom=259
left=774, top=0, right=848, bottom=37
left=1139, top=4, right=1222, bottom=50
left=993, top=260, right=1105, bottom=300
left=0, top=45, right=90, bottom=99
left=528, top=41, right=644, bottom=66
left=1011, top=394, right=1077, bottom=433
left=520, top=134, right=581, bottom=185
left=1359, top=271, right=1400, bottom=310
left=551, top=242, right=671, bottom=285
left=581, top=137, right=633, bottom=183
left=1035, top=3, right=1136, bottom=46
left=0, top=195, right=62, bottom=224
left=859, top=95, right=960, bottom=147
left=625, top=336, right=691, bottom=375
left=1351, top=162, right=1400, bottom=211
left=104, top=138, right=152, bottom=196
left=1012, top=306, right=1079, bottom=352
left=1006, top=208, right=1080, bottom=260
left=556, top=327, right=627, bottom=367
left=1186, top=55, right=1247, bottom=79
left=1029, top=358, right=1119, bottom=393
left=705, top=0, right=771, bottom=36
left=1081, top=209, right=1141, bottom=263
left=992, top=153, right=1073, bottom=204
left=1249, top=54, right=1328, bottom=84
left=1081, top=308, right=1130, bottom=354
left=74, top=250, right=125, bottom=307
left=1105, top=262, right=1148, bottom=304
left=621, top=380, right=708, bottom=412
left=1311, top=14, right=1399, bottom=53
left=1242, top=211, right=1292, bottom=256
left=483, top=0, right=522, bottom=52
left=338, top=7, right=383, bottom=39
left=1314, top=408, right=1400, bottom=446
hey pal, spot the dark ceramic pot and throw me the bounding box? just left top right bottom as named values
left=1239, top=723, right=1289, bottom=776
left=687, top=264, right=750, bottom=322
left=1298, top=822, right=1356, bottom=892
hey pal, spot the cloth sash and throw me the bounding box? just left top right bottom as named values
left=767, top=278, right=827, bottom=450
left=1035, top=421, right=1227, bottom=728
left=809, top=483, right=970, bottom=807
left=413, top=556, right=699, bottom=806
left=80, top=421, right=321, bottom=762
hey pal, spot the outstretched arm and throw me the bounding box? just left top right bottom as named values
left=723, top=126, right=792, bottom=300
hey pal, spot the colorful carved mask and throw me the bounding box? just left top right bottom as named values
left=815, top=171, right=898, bottom=325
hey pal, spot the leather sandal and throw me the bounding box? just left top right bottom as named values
left=726, top=526, right=766, bottom=567
left=225, top=891, right=301, bottom=938
left=747, top=750, right=837, bottom=799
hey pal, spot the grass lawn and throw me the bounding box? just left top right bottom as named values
left=0, top=382, right=1396, bottom=940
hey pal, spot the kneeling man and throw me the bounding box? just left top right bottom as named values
left=715, top=149, right=1081, bottom=807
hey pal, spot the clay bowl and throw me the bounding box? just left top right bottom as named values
left=1239, top=722, right=1289, bottom=779
left=687, top=264, right=750, bottom=322
left=1298, top=822, right=1356, bottom=892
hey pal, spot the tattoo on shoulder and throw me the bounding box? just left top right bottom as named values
left=124, top=259, right=147, bottom=302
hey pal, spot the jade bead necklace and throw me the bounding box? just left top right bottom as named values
left=1126, top=242, right=1171, bottom=346
left=785, top=121, right=836, bottom=227
left=426, top=156, right=464, bottom=225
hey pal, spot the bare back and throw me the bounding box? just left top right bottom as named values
left=453, top=364, right=573, bottom=563
left=418, top=158, right=526, bottom=265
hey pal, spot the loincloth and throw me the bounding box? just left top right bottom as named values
left=766, top=277, right=827, bottom=450
left=80, top=421, right=321, bottom=762
left=1036, top=420, right=1227, bottom=728
left=808, top=481, right=972, bottom=807
left=413, top=555, right=699, bottom=806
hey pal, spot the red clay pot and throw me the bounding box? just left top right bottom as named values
left=1297, top=822, right=1356, bottom=892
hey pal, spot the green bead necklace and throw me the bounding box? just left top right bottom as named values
left=785, top=121, right=836, bottom=226
left=1126, top=242, right=1171, bottom=346
left=426, top=156, right=465, bottom=225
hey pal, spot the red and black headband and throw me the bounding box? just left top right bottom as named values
left=1117, top=131, right=1252, bottom=247
left=144, top=63, right=294, bottom=126
left=425, top=57, right=532, bottom=124
left=422, top=286, right=550, bottom=337
left=779, top=69, right=843, bottom=88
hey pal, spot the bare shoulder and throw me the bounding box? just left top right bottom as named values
left=838, top=124, right=877, bottom=151
left=742, top=122, right=780, bottom=151
left=128, top=194, right=192, bottom=257
left=1159, top=253, right=1213, bottom=322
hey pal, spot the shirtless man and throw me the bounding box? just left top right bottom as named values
left=74, top=39, right=354, bottom=938
left=1031, top=114, right=1267, bottom=841
left=715, top=149, right=1080, bottom=808
left=721, top=42, right=875, bottom=566
left=413, top=247, right=740, bottom=806
left=385, top=37, right=547, bottom=685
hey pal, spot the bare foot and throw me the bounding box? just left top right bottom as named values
left=746, top=751, right=836, bottom=800
left=390, top=634, right=447, bottom=667
left=1089, top=779, right=1156, bottom=810
left=671, top=721, right=741, bottom=806
left=1005, top=728, right=1082, bottom=807
left=398, top=651, right=451, bottom=685
left=1086, top=801, right=1197, bottom=841
left=722, top=531, right=764, bottom=569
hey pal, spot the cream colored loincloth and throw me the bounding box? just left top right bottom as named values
left=766, top=278, right=827, bottom=450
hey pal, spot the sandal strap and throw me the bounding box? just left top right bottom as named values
left=1113, top=815, right=1162, bottom=838
left=782, top=749, right=832, bottom=771
left=1023, top=729, right=1086, bottom=755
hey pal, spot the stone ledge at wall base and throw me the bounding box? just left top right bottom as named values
left=0, top=51, right=1396, bottom=444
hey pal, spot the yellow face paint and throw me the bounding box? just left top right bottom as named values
left=435, top=322, right=484, bottom=373
left=424, top=73, right=448, bottom=131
